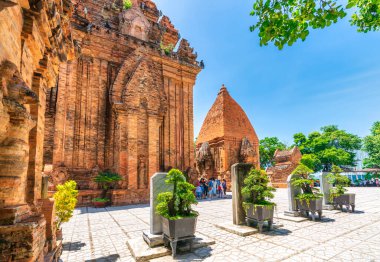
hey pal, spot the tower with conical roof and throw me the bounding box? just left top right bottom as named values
left=196, top=85, right=260, bottom=185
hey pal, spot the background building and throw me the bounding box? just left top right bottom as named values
left=266, top=147, right=302, bottom=188
left=195, top=85, right=260, bottom=187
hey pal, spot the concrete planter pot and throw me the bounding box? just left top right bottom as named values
left=245, top=204, right=274, bottom=232
left=162, top=216, right=198, bottom=239
left=93, top=201, right=109, bottom=208
left=296, top=198, right=323, bottom=221
left=333, top=193, right=355, bottom=212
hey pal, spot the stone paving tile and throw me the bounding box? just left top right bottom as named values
left=150, top=253, right=203, bottom=262
left=250, top=245, right=297, bottom=261
left=283, top=253, right=325, bottom=262
left=330, top=250, right=378, bottom=262
left=303, top=243, right=347, bottom=260
left=203, top=249, right=258, bottom=262
left=61, top=188, right=380, bottom=262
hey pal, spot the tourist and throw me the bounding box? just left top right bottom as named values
left=202, top=178, right=208, bottom=199
left=208, top=178, right=214, bottom=199
left=216, top=177, right=221, bottom=197
left=195, top=184, right=203, bottom=199
left=222, top=179, right=227, bottom=197
left=218, top=182, right=224, bottom=198
left=212, top=178, right=218, bottom=198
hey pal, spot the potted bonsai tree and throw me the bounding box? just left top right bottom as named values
left=156, top=169, right=198, bottom=242
left=242, top=169, right=276, bottom=232
left=54, top=180, right=78, bottom=240
left=291, top=164, right=323, bottom=221
left=93, top=171, right=122, bottom=208
left=327, top=165, right=355, bottom=212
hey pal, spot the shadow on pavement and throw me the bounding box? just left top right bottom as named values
left=85, top=254, right=120, bottom=262
left=62, top=241, right=86, bottom=251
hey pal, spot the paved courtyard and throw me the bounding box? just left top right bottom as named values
left=61, top=188, right=380, bottom=262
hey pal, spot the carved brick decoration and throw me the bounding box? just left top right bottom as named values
left=0, top=0, right=74, bottom=260
left=195, top=85, right=260, bottom=188
left=266, top=147, right=302, bottom=188
left=43, top=0, right=202, bottom=206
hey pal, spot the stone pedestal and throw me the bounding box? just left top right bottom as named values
left=216, top=222, right=258, bottom=236
left=284, top=173, right=301, bottom=217
left=128, top=234, right=215, bottom=261
left=231, top=163, right=252, bottom=225
left=142, top=231, right=164, bottom=248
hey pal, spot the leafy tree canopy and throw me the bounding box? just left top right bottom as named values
left=293, top=125, right=361, bottom=172
left=300, top=153, right=322, bottom=171
left=259, top=137, right=286, bottom=168
left=250, top=0, right=380, bottom=49
left=363, top=121, right=380, bottom=168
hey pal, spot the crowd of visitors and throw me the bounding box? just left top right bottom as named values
left=195, top=177, right=227, bottom=199
left=352, top=178, right=380, bottom=187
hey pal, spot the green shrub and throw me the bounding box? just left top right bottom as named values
left=291, top=164, right=322, bottom=205
left=92, top=198, right=110, bottom=203
left=327, top=165, right=351, bottom=202
left=94, top=171, right=122, bottom=198
left=160, top=42, right=174, bottom=55
left=241, top=169, right=276, bottom=211
left=156, top=169, right=198, bottom=220
left=123, top=0, right=132, bottom=10
left=54, top=180, right=78, bottom=229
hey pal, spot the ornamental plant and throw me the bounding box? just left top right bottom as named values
left=94, top=171, right=122, bottom=200
left=123, top=0, right=132, bottom=10
left=327, top=165, right=351, bottom=202
left=160, top=42, right=174, bottom=55
left=242, top=169, right=276, bottom=211
left=291, top=164, right=322, bottom=204
left=54, top=180, right=78, bottom=229
left=156, top=169, right=198, bottom=220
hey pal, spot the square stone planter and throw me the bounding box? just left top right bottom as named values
left=162, top=216, right=197, bottom=239
left=296, top=198, right=323, bottom=221
left=333, top=193, right=355, bottom=212
left=93, top=201, right=109, bottom=208
left=245, top=204, right=274, bottom=232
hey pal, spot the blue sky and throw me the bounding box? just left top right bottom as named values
left=155, top=0, right=380, bottom=145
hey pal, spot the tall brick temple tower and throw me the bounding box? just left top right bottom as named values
left=43, top=0, right=202, bottom=205
left=195, top=85, right=260, bottom=187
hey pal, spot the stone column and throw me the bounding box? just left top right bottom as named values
left=284, top=174, right=301, bottom=216
left=320, top=172, right=333, bottom=210
left=26, top=74, right=47, bottom=205
left=143, top=172, right=172, bottom=247
left=231, top=163, right=252, bottom=225
left=0, top=61, right=37, bottom=210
